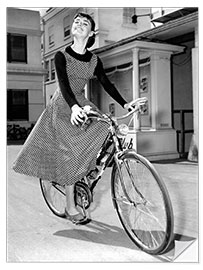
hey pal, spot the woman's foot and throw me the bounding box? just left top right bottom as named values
left=64, top=184, right=91, bottom=225
left=65, top=208, right=91, bottom=225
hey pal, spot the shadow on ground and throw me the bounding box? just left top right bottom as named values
left=54, top=219, right=139, bottom=250
left=54, top=219, right=196, bottom=262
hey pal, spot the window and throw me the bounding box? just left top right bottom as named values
left=7, top=33, right=27, bottom=63
left=64, top=15, right=71, bottom=38
left=48, top=25, right=54, bottom=46
left=7, top=89, right=28, bottom=121
left=51, top=59, right=55, bottom=80
left=44, top=60, right=49, bottom=81
left=123, top=7, right=135, bottom=24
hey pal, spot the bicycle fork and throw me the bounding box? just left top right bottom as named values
left=113, top=153, right=136, bottom=206
left=113, top=152, right=147, bottom=207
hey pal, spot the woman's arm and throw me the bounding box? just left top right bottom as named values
left=54, top=51, right=79, bottom=108
left=54, top=51, right=86, bottom=125
left=94, top=57, right=127, bottom=107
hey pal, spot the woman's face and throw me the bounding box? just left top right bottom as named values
left=71, top=16, right=93, bottom=39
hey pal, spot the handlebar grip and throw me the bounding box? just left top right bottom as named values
left=129, top=97, right=148, bottom=107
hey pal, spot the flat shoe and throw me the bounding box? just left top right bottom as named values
left=65, top=209, right=91, bottom=225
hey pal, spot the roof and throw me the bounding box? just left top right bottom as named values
left=93, top=11, right=198, bottom=55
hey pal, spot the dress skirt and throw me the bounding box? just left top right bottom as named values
left=13, top=89, right=109, bottom=186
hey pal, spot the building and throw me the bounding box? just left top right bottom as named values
left=7, top=8, right=46, bottom=135
left=42, top=7, right=198, bottom=161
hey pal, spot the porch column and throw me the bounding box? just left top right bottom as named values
left=132, top=48, right=140, bottom=130
left=150, top=51, right=172, bottom=129
left=188, top=26, right=198, bottom=161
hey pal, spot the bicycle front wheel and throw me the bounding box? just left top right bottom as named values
left=111, top=152, right=174, bottom=255
left=40, top=179, right=66, bottom=218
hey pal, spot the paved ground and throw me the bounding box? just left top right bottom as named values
left=6, top=145, right=199, bottom=263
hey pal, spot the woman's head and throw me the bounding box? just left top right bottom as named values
left=73, top=12, right=95, bottom=31
left=72, top=12, right=96, bottom=48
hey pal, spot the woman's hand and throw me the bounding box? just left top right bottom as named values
left=70, top=104, right=85, bottom=125
left=124, top=102, right=134, bottom=112
left=124, top=98, right=148, bottom=113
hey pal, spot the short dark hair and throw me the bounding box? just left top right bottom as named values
left=73, top=12, right=96, bottom=48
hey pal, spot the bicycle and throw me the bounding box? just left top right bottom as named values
left=7, top=124, right=27, bottom=141
left=40, top=97, right=174, bottom=255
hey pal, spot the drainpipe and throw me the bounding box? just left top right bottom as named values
left=41, top=18, right=46, bottom=108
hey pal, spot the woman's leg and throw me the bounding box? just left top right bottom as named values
left=65, top=184, right=80, bottom=215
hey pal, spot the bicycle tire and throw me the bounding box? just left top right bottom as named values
left=111, top=151, right=174, bottom=255
left=39, top=178, right=66, bottom=218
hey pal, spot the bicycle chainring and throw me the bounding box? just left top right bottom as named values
left=74, top=181, right=93, bottom=210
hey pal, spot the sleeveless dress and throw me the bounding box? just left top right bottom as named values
left=13, top=50, right=110, bottom=186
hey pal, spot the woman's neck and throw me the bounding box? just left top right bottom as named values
left=71, top=40, right=87, bottom=55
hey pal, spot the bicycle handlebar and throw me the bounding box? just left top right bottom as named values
left=116, top=97, right=148, bottom=120
left=82, top=97, right=148, bottom=122
left=79, top=97, right=148, bottom=130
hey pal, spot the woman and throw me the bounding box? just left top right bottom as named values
left=13, top=12, right=132, bottom=225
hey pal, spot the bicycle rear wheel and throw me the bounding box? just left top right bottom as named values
left=40, top=179, right=66, bottom=218
left=111, top=152, right=174, bottom=255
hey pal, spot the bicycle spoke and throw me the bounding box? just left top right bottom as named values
left=113, top=196, right=133, bottom=205
left=52, top=183, right=66, bottom=196
left=136, top=219, right=156, bottom=248
left=130, top=205, right=165, bottom=249
left=124, top=204, right=162, bottom=249
left=136, top=205, right=166, bottom=230
left=124, top=160, right=146, bottom=201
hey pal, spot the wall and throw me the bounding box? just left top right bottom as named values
left=98, top=8, right=151, bottom=46
left=172, top=40, right=193, bottom=110
left=7, top=8, right=41, bottom=30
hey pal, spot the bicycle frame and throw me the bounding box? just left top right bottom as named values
left=82, top=97, right=148, bottom=195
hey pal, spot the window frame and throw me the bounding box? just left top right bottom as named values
left=7, top=89, right=29, bottom=121
left=50, top=58, right=55, bottom=81
left=44, top=60, right=50, bottom=82
left=63, top=15, right=71, bottom=39
left=7, top=33, right=27, bottom=63
left=48, top=25, right=55, bottom=47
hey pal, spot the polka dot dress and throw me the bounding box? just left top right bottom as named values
left=13, top=51, right=109, bottom=186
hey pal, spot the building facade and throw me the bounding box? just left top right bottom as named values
left=42, top=7, right=198, bottom=161
left=7, top=8, right=46, bottom=133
